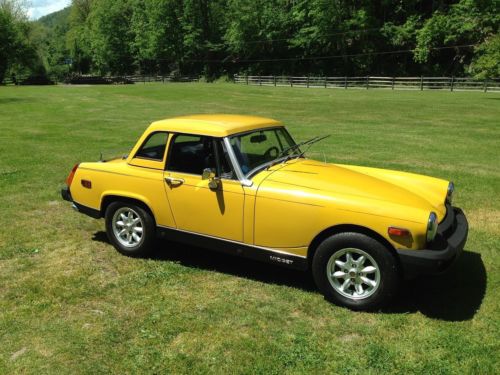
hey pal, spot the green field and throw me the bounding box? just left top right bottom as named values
left=0, top=83, right=499, bottom=374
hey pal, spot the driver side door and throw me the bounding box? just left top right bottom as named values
left=163, top=134, right=245, bottom=242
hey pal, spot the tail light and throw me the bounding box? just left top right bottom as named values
left=66, top=163, right=79, bottom=187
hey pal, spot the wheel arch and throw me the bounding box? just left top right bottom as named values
left=100, top=194, right=156, bottom=225
left=307, top=224, right=397, bottom=264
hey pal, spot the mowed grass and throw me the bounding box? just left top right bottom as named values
left=0, top=83, right=499, bottom=374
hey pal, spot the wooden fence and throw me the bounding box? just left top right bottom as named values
left=234, top=75, right=500, bottom=92
left=1, top=74, right=201, bottom=85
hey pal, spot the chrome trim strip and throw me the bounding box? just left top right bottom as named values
left=157, top=225, right=307, bottom=258
left=223, top=137, right=253, bottom=187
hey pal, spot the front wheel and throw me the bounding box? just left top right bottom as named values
left=312, top=232, right=399, bottom=310
left=105, top=201, right=155, bottom=257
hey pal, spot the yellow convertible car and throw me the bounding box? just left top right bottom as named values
left=61, top=114, right=468, bottom=310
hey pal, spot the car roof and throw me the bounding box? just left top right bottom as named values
left=147, top=114, right=282, bottom=137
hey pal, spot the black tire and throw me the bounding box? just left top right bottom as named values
left=105, top=201, right=156, bottom=257
left=312, top=232, right=399, bottom=310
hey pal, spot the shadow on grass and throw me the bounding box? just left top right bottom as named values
left=0, top=97, right=29, bottom=104
left=92, top=231, right=316, bottom=292
left=93, top=232, right=485, bottom=321
left=386, top=250, right=486, bottom=321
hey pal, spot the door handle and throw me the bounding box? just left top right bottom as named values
left=165, top=177, right=184, bottom=186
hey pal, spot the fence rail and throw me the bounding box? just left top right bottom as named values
left=234, top=75, right=500, bottom=92
left=1, top=74, right=201, bottom=85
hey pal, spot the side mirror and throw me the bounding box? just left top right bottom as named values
left=202, top=168, right=220, bottom=189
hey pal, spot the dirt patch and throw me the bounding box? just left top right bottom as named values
left=339, top=333, right=360, bottom=343
left=10, top=347, right=27, bottom=361
left=467, top=208, right=500, bottom=235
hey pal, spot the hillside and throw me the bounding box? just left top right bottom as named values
left=37, top=6, right=71, bottom=29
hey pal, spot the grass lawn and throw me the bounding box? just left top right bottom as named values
left=0, top=83, right=499, bottom=374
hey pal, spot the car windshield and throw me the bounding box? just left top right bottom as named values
left=229, top=127, right=299, bottom=177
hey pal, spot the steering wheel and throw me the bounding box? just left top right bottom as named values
left=264, top=146, right=280, bottom=159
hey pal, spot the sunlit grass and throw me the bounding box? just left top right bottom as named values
left=0, top=83, right=498, bottom=373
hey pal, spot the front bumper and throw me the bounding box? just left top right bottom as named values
left=397, top=205, right=468, bottom=275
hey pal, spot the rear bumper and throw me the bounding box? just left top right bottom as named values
left=61, top=186, right=72, bottom=202
left=397, top=205, right=468, bottom=275
left=61, top=186, right=101, bottom=219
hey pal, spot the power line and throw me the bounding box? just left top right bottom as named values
left=242, top=27, right=382, bottom=45
left=186, top=44, right=478, bottom=63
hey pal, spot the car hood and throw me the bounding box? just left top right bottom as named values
left=263, top=159, right=448, bottom=222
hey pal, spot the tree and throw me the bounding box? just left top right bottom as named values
left=0, top=0, right=44, bottom=82
left=88, top=0, right=135, bottom=75
left=414, top=0, right=499, bottom=76
left=470, top=34, right=500, bottom=78
left=130, top=0, right=184, bottom=74
left=67, top=0, right=92, bottom=73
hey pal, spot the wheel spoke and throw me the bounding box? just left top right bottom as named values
left=361, top=276, right=376, bottom=288
left=118, top=228, right=127, bottom=237
left=335, top=259, right=345, bottom=268
left=355, top=283, right=364, bottom=295
left=133, top=227, right=143, bottom=233
left=345, top=253, right=351, bottom=263
left=132, top=217, right=141, bottom=225
left=340, top=279, right=351, bottom=291
left=361, top=266, right=376, bottom=274
left=332, top=271, right=346, bottom=278
left=116, top=220, right=125, bottom=227
left=356, top=255, right=365, bottom=266
left=120, top=213, right=127, bottom=221
left=132, top=233, right=140, bottom=242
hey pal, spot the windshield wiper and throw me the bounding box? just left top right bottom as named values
left=295, top=134, right=330, bottom=159
left=260, top=135, right=330, bottom=174
left=278, top=136, right=321, bottom=158
left=278, top=134, right=330, bottom=164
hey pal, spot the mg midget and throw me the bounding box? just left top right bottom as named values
left=61, top=114, right=468, bottom=310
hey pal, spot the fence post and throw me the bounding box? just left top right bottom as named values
left=484, top=79, right=488, bottom=93
left=392, top=77, right=395, bottom=90
left=274, top=76, right=276, bottom=86
left=306, top=76, right=310, bottom=88
left=246, top=75, right=248, bottom=85
left=420, top=76, right=424, bottom=91
left=344, top=76, right=347, bottom=89
left=366, top=76, right=369, bottom=89
left=450, top=76, right=454, bottom=92
left=258, top=75, right=261, bottom=86
left=291, top=77, right=293, bottom=87
left=324, top=77, right=327, bottom=88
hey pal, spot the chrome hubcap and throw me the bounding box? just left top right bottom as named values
left=112, top=207, right=144, bottom=248
left=326, top=248, right=381, bottom=300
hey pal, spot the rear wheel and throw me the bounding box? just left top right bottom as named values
left=105, top=201, right=155, bottom=257
left=312, top=232, right=399, bottom=310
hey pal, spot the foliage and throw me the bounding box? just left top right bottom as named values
left=469, top=34, right=500, bottom=78
left=0, top=0, right=44, bottom=81
left=1, top=0, right=499, bottom=80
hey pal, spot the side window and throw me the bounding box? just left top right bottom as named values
left=135, top=132, right=169, bottom=161
left=166, top=134, right=216, bottom=175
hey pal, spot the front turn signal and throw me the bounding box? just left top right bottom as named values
left=388, top=227, right=411, bottom=237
